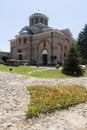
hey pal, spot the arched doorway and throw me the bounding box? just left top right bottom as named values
left=17, top=50, right=22, bottom=60
left=42, top=49, right=48, bottom=65
left=18, top=54, right=22, bottom=60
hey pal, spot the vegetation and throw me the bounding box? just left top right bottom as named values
left=78, top=24, right=87, bottom=59
left=62, top=41, right=83, bottom=76
left=0, top=64, right=87, bottom=119
left=26, top=85, right=87, bottom=118
left=0, top=64, right=43, bottom=75
left=0, top=64, right=87, bottom=78
left=29, top=68, right=73, bottom=78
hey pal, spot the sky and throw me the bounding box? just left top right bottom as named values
left=0, top=0, right=87, bottom=52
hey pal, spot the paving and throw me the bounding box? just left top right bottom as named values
left=0, top=72, right=87, bottom=130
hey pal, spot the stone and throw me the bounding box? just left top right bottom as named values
left=0, top=72, right=87, bottom=129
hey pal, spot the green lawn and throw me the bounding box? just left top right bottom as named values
left=29, top=68, right=73, bottom=78
left=0, top=64, right=87, bottom=78
left=0, top=64, right=43, bottom=75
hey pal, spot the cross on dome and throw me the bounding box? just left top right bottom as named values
left=37, top=9, right=42, bottom=13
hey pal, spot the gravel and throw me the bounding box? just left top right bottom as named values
left=0, top=72, right=87, bottom=130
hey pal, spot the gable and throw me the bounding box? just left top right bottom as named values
left=61, top=28, right=72, bottom=37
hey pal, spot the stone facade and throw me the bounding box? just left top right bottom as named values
left=10, top=12, right=73, bottom=65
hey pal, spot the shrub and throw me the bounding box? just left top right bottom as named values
left=62, top=66, right=83, bottom=76
left=56, top=64, right=59, bottom=69
left=30, top=60, right=37, bottom=66
left=62, top=42, right=83, bottom=76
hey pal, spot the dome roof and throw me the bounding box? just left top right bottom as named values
left=29, top=12, right=49, bottom=26
left=29, top=12, right=49, bottom=20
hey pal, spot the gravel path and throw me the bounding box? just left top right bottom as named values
left=0, top=72, right=87, bottom=130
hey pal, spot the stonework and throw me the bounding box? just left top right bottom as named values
left=10, top=12, right=73, bottom=65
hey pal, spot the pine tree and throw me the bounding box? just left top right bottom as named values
left=62, top=41, right=83, bottom=76
left=78, top=24, right=87, bottom=59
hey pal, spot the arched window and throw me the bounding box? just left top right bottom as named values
left=19, top=38, right=21, bottom=44
left=42, top=49, right=48, bottom=54
left=23, top=38, right=27, bottom=44
left=40, top=18, right=44, bottom=23
left=35, top=17, right=39, bottom=24
left=43, top=41, right=46, bottom=47
left=31, top=18, right=34, bottom=25
left=45, top=19, right=47, bottom=25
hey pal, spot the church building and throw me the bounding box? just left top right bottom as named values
left=10, top=12, right=73, bottom=65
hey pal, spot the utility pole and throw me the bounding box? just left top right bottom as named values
left=51, top=32, right=53, bottom=65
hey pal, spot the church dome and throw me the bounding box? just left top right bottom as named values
left=29, top=12, right=49, bottom=26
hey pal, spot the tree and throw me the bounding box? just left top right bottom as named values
left=77, top=24, right=87, bottom=59
left=62, top=41, right=83, bottom=76
left=2, top=56, right=8, bottom=63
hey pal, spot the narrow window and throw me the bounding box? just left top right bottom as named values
left=35, top=17, right=39, bottom=24
left=24, top=38, right=27, bottom=44
left=31, top=18, right=34, bottom=25
left=43, top=41, right=46, bottom=47
left=40, top=18, right=44, bottom=23
left=45, top=19, right=47, bottom=25
left=19, top=38, right=21, bottom=44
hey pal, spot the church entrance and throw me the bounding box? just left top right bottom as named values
left=43, top=54, right=47, bottom=65
left=18, top=54, right=22, bottom=60
left=42, top=49, right=48, bottom=65
left=17, top=50, right=22, bottom=60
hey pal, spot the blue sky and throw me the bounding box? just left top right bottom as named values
left=0, top=0, right=87, bottom=52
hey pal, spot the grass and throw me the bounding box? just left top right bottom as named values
left=26, top=85, right=87, bottom=118
left=0, top=64, right=43, bottom=75
left=0, top=64, right=87, bottom=78
left=0, top=64, right=69, bottom=78
left=29, top=68, right=73, bottom=78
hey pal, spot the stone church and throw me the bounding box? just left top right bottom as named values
left=10, top=12, right=73, bottom=65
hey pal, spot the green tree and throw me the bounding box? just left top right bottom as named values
left=62, top=41, right=83, bottom=76
left=78, top=24, right=87, bottom=59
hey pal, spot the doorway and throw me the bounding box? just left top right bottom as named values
left=18, top=50, right=22, bottom=60
left=18, top=54, right=22, bottom=60
left=43, top=54, right=47, bottom=65
left=42, top=49, right=48, bottom=65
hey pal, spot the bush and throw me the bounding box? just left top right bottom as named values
left=62, top=66, right=84, bottom=76
left=56, top=64, right=59, bottom=69
left=30, top=60, right=37, bottom=66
